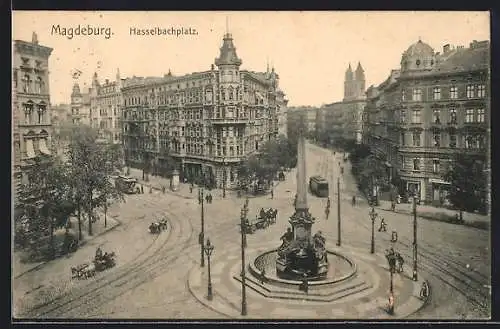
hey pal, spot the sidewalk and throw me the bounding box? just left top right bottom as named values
left=13, top=211, right=120, bottom=279
left=126, top=167, right=287, bottom=201
left=377, top=200, right=490, bottom=231
left=310, top=143, right=490, bottom=231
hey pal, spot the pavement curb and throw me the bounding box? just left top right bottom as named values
left=14, top=216, right=122, bottom=280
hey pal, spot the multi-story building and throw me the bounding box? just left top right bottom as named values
left=12, top=32, right=53, bottom=202
left=287, top=106, right=318, bottom=135
left=121, top=32, right=288, bottom=188
left=89, top=70, right=123, bottom=144
left=51, top=103, right=72, bottom=156
left=364, top=39, right=490, bottom=207
left=70, top=83, right=91, bottom=126
left=317, top=63, right=366, bottom=143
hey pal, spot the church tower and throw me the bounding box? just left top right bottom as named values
left=343, top=62, right=366, bottom=101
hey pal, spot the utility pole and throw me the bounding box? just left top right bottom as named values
left=337, top=176, right=341, bottom=246
left=240, top=207, right=248, bottom=315
left=200, top=188, right=205, bottom=267
left=412, top=193, right=418, bottom=281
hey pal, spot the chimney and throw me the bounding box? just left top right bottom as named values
left=443, top=44, right=451, bottom=53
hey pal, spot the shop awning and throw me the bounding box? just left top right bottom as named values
left=26, top=139, right=36, bottom=159
left=39, top=138, right=51, bottom=155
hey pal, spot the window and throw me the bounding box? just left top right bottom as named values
left=433, top=87, right=441, bottom=100
left=37, top=105, right=45, bottom=124
left=413, top=158, right=421, bottom=171
left=400, top=156, right=405, bottom=168
left=449, top=133, right=457, bottom=148
left=35, top=77, right=43, bottom=94
left=433, top=132, right=441, bottom=147
left=477, top=84, right=486, bottom=98
left=401, top=90, right=406, bottom=102
left=22, top=75, right=30, bottom=93
left=400, top=132, right=406, bottom=146
left=477, top=108, right=485, bottom=123
left=464, top=135, right=474, bottom=149
left=433, top=109, right=441, bottom=124
left=412, top=88, right=422, bottom=101
left=477, top=135, right=485, bottom=149
left=449, top=108, right=457, bottom=124
left=400, top=110, right=406, bottom=123
left=24, top=103, right=33, bottom=124
left=450, top=86, right=458, bottom=99
left=412, top=131, right=421, bottom=146
left=433, top=160, right=440, bottom=173
left=466, top=85, right=475, bottom=98
left=465, top=109, right=475, bottom=123
left=412, top=109, right=421, bottom=123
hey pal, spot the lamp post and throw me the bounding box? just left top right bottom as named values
left=337, top=176, right=341, bottom=246
left=199, top=188, right=205, bottom=268
left=242, top=199, right=248, bottom=248
left=240, top=207, right=248, bottom=316
left=412, top=191, right=418, bottom=281
left=222, top=156, right=226, bottom=198
left=369, top=207, right=377, bottom=254
left=204, top=238, right=214, bottom=300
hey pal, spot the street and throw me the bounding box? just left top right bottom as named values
left=13, top=142, right=490, bottom=319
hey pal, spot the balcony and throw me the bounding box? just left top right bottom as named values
left=213, top=155, right=242, bottom=163
left=210, top=117, right=249, bottom=124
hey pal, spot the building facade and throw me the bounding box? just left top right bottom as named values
left=12, top=33, right=54, bottom=202
left=287, top=106, right=318, bottom=135
left=70, top=83, right=91, bottom=126
left=364, top=39, right=490, bottom=207
left=89, top=70, right=124, bottom=144
left=317, top=63, right=366, bottom=143
left=121, top=32, right=288, bottom=188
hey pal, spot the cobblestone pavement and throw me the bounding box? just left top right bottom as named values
left=15, top=142, right=491, bottom=319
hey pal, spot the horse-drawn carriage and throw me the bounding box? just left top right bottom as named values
left=240, top=208, right=278, bottom=234
left=71, top=248, right=116, bottom=280
left=149, top=218, right=168, bottom=234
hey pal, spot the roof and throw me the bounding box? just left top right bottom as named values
left=404, top=39, right=434, bottom=57
left=433, top=43, right=489, bottom=72
left=214, top=33, right=242, bottom=66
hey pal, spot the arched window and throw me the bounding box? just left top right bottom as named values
left=35, top=77, right=43, bottom=94
left=221, top=88, right=226, bottom=101
left=228, top=86, right=234, bottom=100
left=22, top=75, right=30, bottom=93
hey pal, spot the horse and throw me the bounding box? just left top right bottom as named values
left=385, top=250, right=397, bottom=273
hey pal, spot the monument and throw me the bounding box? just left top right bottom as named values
left=276, top=128, right=329, bottom=280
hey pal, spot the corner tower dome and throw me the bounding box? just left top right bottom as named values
left=215, top=33, right=242, bottom=66
left=401, top=39, right=435, bottom=72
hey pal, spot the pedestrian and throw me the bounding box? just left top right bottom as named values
left=397, top=253, right=404, bottom=273
left=391, top=200, right=396, bottom=212
left=162, top=185, right=166, bottom=194
left=140, top=185, right=144, bottom=194
left=189, top=185, right=193, bottom=193
left=388, top=294, right=395, bottom=315
left=420, top=282, right=429, bottom=298
left=271, top=188, right=274, bottom=199
left=378, top=217, right=386, bottom=232
left=209, top=193, right=213, bottom=204
left=205, top=194, right=209, bottom=204
left=352, top=195, right=356, bottom=206
left=327, top=197, right=331, bottom=209
left=325, top=206, right=330, bottom=220
left=149, top=186, right=153, bottom=193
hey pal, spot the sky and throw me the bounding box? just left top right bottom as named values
left=12, top=11, right=490, bottom=107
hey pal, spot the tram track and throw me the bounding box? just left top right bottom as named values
left=25, top=193, right=248, bottom=318
left=316, top=152, right=490, bottom=315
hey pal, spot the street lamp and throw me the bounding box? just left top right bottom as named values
left=412, top=191, right=418, bottom=281
left=204, top=238, right=214, bottom=301
left=240, top=207, right=248, bottom=316
left=241, top=201, right=248, bottom=248
left=199, top=188, right=205, bottom=268
left=222, top=156, right=226, bottom=198
left=369, top=207, right=378, bottom=254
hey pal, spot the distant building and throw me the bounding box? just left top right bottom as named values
left=70, top=83, right=91, bottom=126
left=89, top=70, right=124, bottom=145
left=287, top=106, right=318, bottom=136
left=121, top=32, right=288, bottom=187
left=12, top=32, right=53, bottom=203
left=317, top=62, right=366, bottom=143
left=51, top=103, right=72, bottom=156
left=363, top=39, right=490, bottom=208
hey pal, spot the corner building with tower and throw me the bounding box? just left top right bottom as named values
left=121, top=32, right=288, bottom=188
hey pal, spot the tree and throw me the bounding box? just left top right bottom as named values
left=17, top=157, right=74, bottom=260
left=66, top=125, right=124, bottom=237
left=444, top=154, right=486, bottom=213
